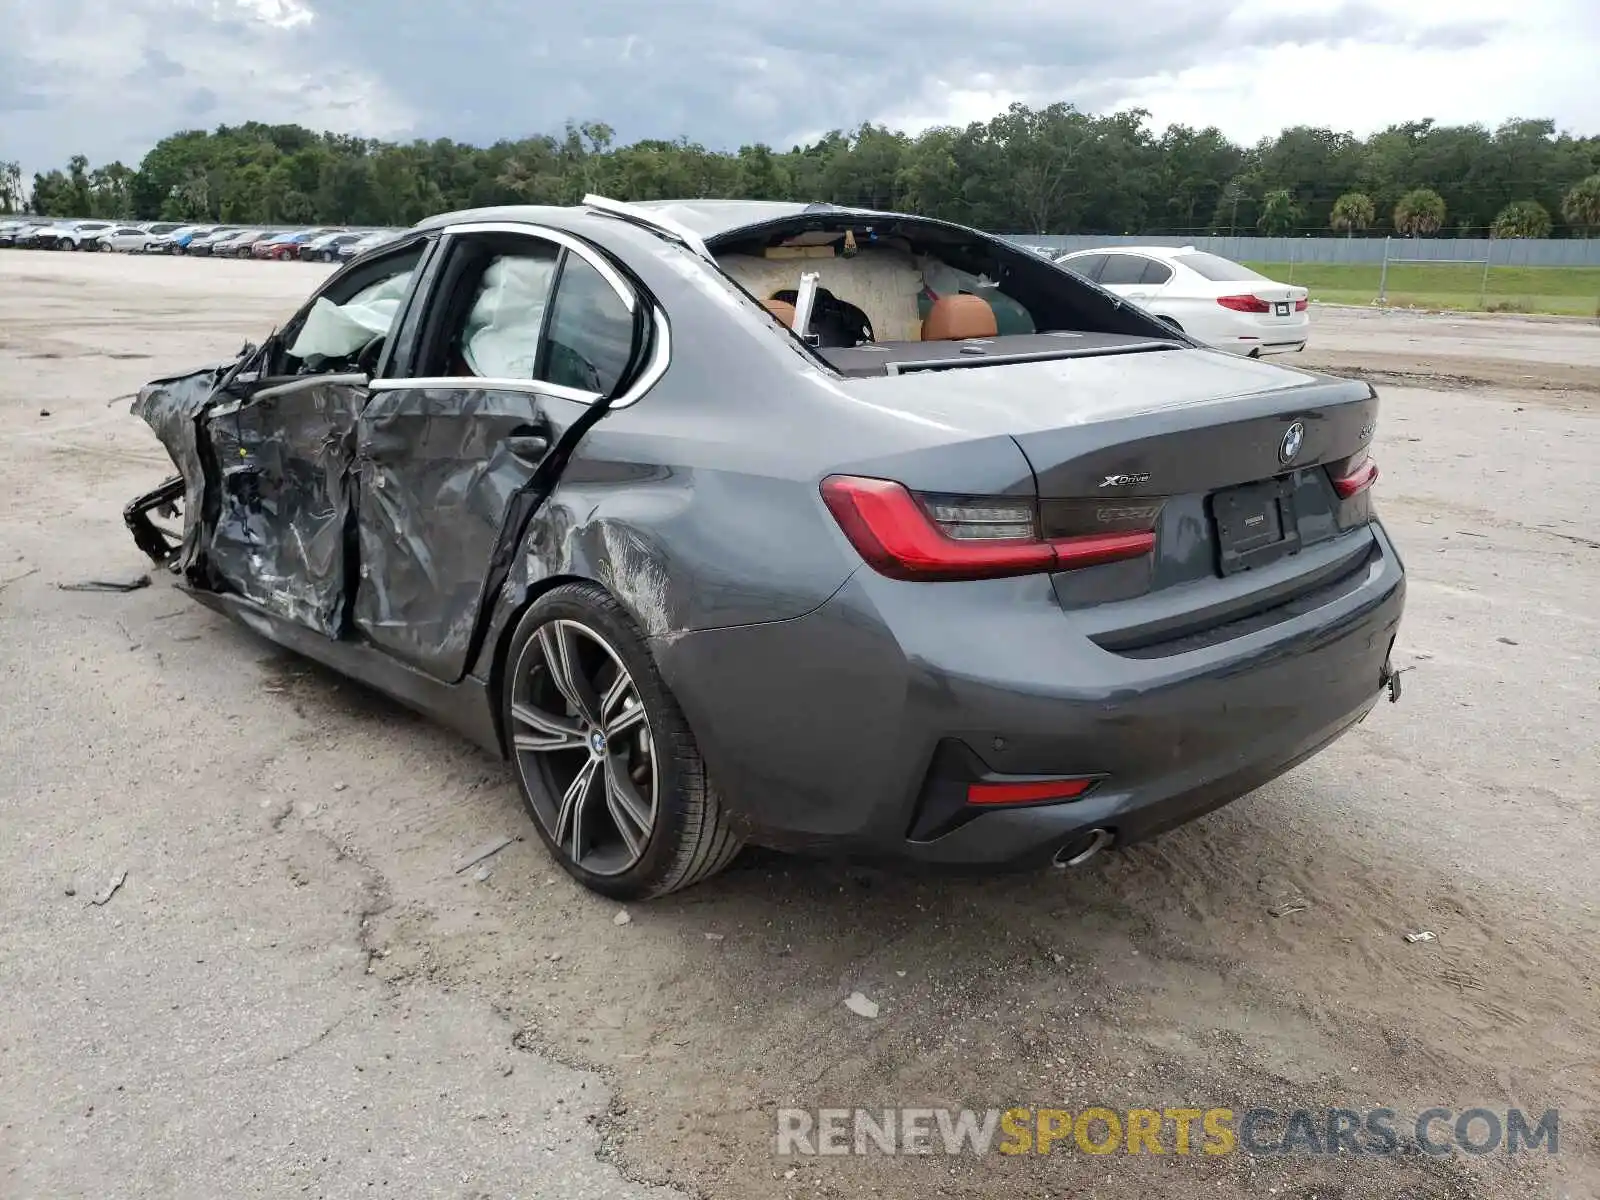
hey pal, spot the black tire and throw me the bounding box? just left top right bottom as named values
left=501, top=581, right=743, bottom=899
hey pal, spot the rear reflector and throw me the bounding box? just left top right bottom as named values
left=1331, top=458, right=1379, bottom=498
left=1217, top=294, right=1271, bottom=313
left=967, top=778, right=1097, bottom=806
left=821, top=476, right=1156, bottom=581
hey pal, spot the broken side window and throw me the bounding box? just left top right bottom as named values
left=286, top=270, right=416, bottom=364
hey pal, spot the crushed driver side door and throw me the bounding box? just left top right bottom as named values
left=130, top=237, right=434, bottom=638
left=200, top=372, right=371, bottom=636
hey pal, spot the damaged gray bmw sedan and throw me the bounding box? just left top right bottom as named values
left=125, top=197, right=1405, bottom=899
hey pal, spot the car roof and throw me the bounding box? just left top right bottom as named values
left=415, top=198, right=882, bottom=243
left=1062, top=245, right=1199, bottom=259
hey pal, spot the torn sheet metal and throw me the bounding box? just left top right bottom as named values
left=203, top=379, right=364, bottom=637
left=129, top=362, right=236, bottom=571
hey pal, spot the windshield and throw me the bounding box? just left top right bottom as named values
left=1173, top=252, right=1268, bottom=283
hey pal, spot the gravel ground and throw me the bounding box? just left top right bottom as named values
left=2, top=254, right=1596, bottom=1200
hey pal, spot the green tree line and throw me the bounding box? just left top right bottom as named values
left=7, top=106, right=1600, bottom=237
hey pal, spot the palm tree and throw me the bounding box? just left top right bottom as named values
left=1562, top=175, right=1600, bottom=237
left=1330, top=191, right=1375, bottom=237
left=1257, top=188, right=1300, bottom=236
left=1394, top=188, right=1446, bottom=237
left=1491, top=200, right=1552, bottom=239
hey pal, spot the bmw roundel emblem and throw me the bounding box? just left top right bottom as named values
left=1279, top=420, right=1305, bottom=464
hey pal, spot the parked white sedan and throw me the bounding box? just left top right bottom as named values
left=1054, top=246, right=1309, bottom=356
left=92, top=225, right=162, bottom=254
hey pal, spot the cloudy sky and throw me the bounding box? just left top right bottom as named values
left=3, top=0, right=1598, bottom=175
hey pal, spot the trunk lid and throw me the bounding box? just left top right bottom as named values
left=830, top=345, right=1371, bottom=498
left=832, top=346, right=1380, bottom=641
left=1198, top=279, right=1308, bottom=305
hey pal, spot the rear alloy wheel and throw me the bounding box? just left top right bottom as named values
left=503, top=583, right=743, bottom=899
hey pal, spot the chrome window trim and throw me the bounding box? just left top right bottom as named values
left=374, top=222, right=671, bottom=411
left=438, top=221, right=636, bottom=313
left=369, top=376, right=602, bottom=404
left=369, top=303, right=667, bottom=411
left=610, top=304, right=670, bottom=410
left=246, top=372, right=370, bottom=404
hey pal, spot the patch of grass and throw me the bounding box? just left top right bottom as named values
left=1241, top=262, right=1600, bottom=316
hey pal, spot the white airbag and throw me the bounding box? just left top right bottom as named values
left=461, top=256, right=558, bottom=379
left=286, top=271, right=414, bottom=360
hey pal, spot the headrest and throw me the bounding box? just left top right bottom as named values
left=922, top=293, right=998, bottom=341
left=762, top=298, right=797, bottom=327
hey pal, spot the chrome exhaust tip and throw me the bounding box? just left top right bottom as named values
left=1052, top=828, right=1113, bottom=869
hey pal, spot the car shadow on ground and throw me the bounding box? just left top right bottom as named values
left=228, top=627, right=1573, bottom=1199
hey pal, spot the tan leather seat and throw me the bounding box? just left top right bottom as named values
left=763, top=298, right=797, bottom=327
left=922, top=293, right=998, bottom=341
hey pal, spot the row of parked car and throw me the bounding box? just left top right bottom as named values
left=0, top=217, right=404, bottom=263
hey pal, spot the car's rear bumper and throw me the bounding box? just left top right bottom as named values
left=1217, top=312, right=1310, bottom=357
left=656, top=521, right=1404, bottom=870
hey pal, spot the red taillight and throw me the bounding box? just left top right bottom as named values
left=820, top=475, right=1155, bottom=582
left=1331, top=458, right=1379, bottom=498
left=967, top=778, right=1097, bottom=806
left=1217, top=294, right=1271, bottom=313
left=1294, top=297, right=1309, bottom=312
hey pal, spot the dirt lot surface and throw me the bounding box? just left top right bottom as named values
left=2, top=257, right=1597, bottom=1200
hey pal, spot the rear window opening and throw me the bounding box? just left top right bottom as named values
left=707, top=216, right=1182, bottom=377
left=1172, top=252, right=1269, bottom=283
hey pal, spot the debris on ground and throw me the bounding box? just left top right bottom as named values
left=1403, top=930, right=1437, bottom=943
left=453, top=835, right=515, bottom=874
left=613, top=909, right=632, bottom=926
left=0, top=567, right=40, bottom=594
left=843, top=991, right=880, bottom=1019
left=1269, top=898, right=1311, bottom=918
left=332, top=782, right=348, bottom=792
left=89, top=870, right=127, bottom=906
left=57, top=574, right=151, bottom=594
left=704, top=932, right=725, bottom=942
left=472, top=865, right=491, bottom=883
